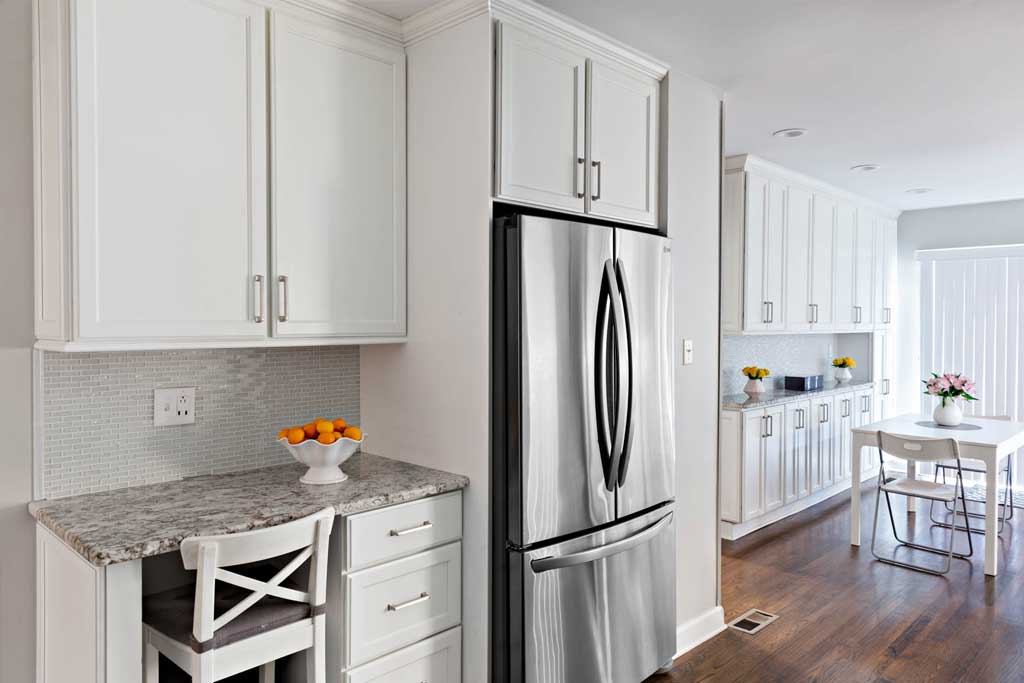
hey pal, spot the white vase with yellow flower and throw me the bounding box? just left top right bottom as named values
left=832, top=356, right=856, bottom=382
left=742, top=366, right=770, bottom=396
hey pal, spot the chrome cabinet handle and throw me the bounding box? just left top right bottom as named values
left=763, top=302, right=770, bottom=324
left=389, top=521, right=433, bottom=537
left=813, top=303, right=819, bottom=323
left=386, top=592, right=430, bottom=612
left=591, top=160, right=602, bottom=200
left=253, top=275, right=264, bottom=323
left=576, top=157, right=585, bottom=199
left=277, top=275, right=289, bottom=322
left=768, top=301, right=774, bottom=323
left=883, top=379, right=890, bottom=396
left=884, top=307, right=892, bottom=324
left=766, top=414, right=773, bottom=437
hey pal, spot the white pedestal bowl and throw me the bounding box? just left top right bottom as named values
left=278, top=435, right=364, bottom=485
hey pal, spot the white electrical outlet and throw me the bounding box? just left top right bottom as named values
left=154, top=387, right=196, bottom=426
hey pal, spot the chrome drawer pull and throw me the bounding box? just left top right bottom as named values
left=387, top=592, right=430, bottom=612
left=389, top=521, right=433, bottom=537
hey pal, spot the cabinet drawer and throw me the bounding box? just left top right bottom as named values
left=346, top=492, right=462, bottom=571
left=343, top=626, right=462, bottom=683
left=346, top=542, right=462, bottom=667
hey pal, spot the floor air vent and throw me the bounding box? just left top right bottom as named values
left=727, top=608, right=778, bottom=635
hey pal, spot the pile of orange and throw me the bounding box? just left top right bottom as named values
left=278, top=419, right=362, bottom=445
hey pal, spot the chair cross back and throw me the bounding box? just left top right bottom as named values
left=179, top=507, right=334, bottom=647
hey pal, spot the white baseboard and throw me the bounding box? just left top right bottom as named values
left=674, top=605, right=726, bottom=658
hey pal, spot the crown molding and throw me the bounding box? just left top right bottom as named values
left=726, top=154, right=902, bottom=218
left=278, top=0, right=404, bottom=44
left=490, top=0, right=668, bottom=80
left=401, top=0, right=489, bottom=46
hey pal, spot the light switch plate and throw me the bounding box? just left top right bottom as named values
left=154, top=387, right=195, bottom=426
left=682, top=339, right=694, bottom=365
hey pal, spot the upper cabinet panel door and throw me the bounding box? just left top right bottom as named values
left=810, top=194, right=836, bottom=329
left=853, top=211, right=875, bottom=327
left=75, top=0, right=268, bottom=340
left=496, top=23, right=587, bottom=213
left=742, top=174, right=769, bottom=332
left=271, top=13, right=406, bottom=338
left=762, top=179, right=787, bottom=331
left=784, top=185, right=812, bottom=332
left=587, top=60, right=659, bottom=227
left=877, top=218, right=897, bottom=328
left=833, top=202, right=857, bottom=330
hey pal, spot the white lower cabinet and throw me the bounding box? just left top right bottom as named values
left=326, top=492, right=464, bottom=683
left=344, top=627, right=462, bottom=683
left=720, top=387, right=880, bottom=540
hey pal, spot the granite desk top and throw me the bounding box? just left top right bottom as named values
left=722, top=380, right=876, bottom=411
left=29, top=453, right=469, bottom=567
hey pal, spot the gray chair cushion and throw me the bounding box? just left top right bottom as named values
left=143, top=566, right=310, bottom=652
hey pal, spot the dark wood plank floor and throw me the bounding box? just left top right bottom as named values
left=651, top=486, right=1024, bottom=682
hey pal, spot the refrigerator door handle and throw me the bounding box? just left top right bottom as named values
left=595, top=262, right=617, bottom=490
left=606, top=260, right=630, bottom=489
left=530, top=512, right=673, bottom=573
left=614, top=258, right=635, bottom=486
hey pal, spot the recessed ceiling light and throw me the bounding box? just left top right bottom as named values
left=906, top=188, right=933, bottom=194
left=850, top=164, right=881, bottom=173
left=772, top=128, right=807, bottom=139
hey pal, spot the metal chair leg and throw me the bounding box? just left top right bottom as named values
left=932, top=462, right=1013, bottom=535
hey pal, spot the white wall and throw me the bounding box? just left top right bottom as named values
left=896, top=199, right=1024, bottom=414
left=359, top=13, right=492, bottom=683
left=0, top=0, right=37, bottom=679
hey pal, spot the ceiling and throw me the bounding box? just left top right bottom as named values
left=351, top=0, right=437, bottom=20
left=535, top=0, right=1024, bottom=212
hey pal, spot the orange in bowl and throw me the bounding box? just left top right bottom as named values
left=286, top=427, right=305, bottom=444
left=342, top=426, right=363, bottom=441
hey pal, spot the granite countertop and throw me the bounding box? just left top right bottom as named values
left=722, top=380, right=876, bottom=411
left=29, top=453, right=469, bottom=567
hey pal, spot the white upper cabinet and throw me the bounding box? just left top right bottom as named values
left=587, top=60, right=660, bottom=226
left=494, top=19, right=665, bottom=228
left=853, top=210, right=875, bottom=328
left=784, top=185, right=813, bottom=332
left=270, top=12, right=406, bottom=338
left=496, top=23, right=587, bottom=213
left=34, top=0, right=406, bottom=350
left=73, top=0, right=270, bottom=342
left=809, top=193, right=836, bottom=329
left=722, top=155, right=900, bottom=335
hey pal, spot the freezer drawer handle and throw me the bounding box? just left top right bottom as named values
left=530, top=512, right=673, bottom=574
left=386, top=592, right=430, bottom=612
left=389, top=521, right=433, bottom=537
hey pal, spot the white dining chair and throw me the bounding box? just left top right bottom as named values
left=142, top=507, right=335, bottom=683
left=929, top=415, right=1014, bottom=534
left=871, top=431, right=973, bottom=575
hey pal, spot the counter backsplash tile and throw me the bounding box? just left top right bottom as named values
left=41, top=347, right=359, bottom=499
left=721, top=333, right=870, bottom=395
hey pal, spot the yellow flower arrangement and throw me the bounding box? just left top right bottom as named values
left=742, top=366, right=770, bottom=380
left=832, top=357, right=856, bottom=369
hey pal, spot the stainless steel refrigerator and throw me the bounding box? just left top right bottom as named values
left=493, top=213, right=676, bottom=683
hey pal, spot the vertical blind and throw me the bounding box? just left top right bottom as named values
left=920, top=246, right=1024, bottom=483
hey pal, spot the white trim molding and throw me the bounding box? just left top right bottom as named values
left=674, top=606, right=727, bottom=659
left=726, top=154, right=901, bottom=220
left=916, top=243, right=1024, bottom=261
left=402, top=0, right=488, bottom=45
left=491, top=0, right=669, bottom=79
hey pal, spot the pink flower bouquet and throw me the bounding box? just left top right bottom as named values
left=923, top=372, right=978, bottom=407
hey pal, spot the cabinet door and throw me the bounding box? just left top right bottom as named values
left=742, top=411, right=765, bottom=521
left=855, top=389, right=876, bottom=473
left=587, top=60, right=659, bottom=226
left=810, top=194, right=836, bottom=329
left=75, top=0, right=268, bottom=340
left=763, top=406, right=785, bottom=512
left=784, top=401, right=810, bottom=504
left=834, top=393, right=854, bottom=481
left=743, top=174, right=786, bottom=331
left=873, top=331, right=893, bottom=419
left=877, top=219, right=897, bottom=328
left=496, top=22, right=587, bottom=212
left=271, top=13, right=406, bottom=338
left=784, top=186, right=813, bottom=332
left=810, top=397, right=834, bottom=490
left=833, top=202, right=857, bottom=330
left=853, top=211, right=875, bottom=327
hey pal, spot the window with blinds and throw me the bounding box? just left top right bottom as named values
left=920, top=244, right=1024, bottom=483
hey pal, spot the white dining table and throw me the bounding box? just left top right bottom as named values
left=851, top=413, right=1024, bottom=576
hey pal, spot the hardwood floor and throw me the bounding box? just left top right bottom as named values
left=653, top=486, right=1024, bottom=682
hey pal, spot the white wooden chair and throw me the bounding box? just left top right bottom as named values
left=142, top=507, right=335, bottom=683
left=929, top=415, right=1014, bottom=534
left=871, top=431, right=973, bottom=575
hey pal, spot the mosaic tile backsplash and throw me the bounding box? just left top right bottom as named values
left=41, top=347, right=359, bottom=499
left=721, top=333, right=871, bottom=395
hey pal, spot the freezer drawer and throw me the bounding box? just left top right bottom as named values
left=511, top=508, right=675, bottom=683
